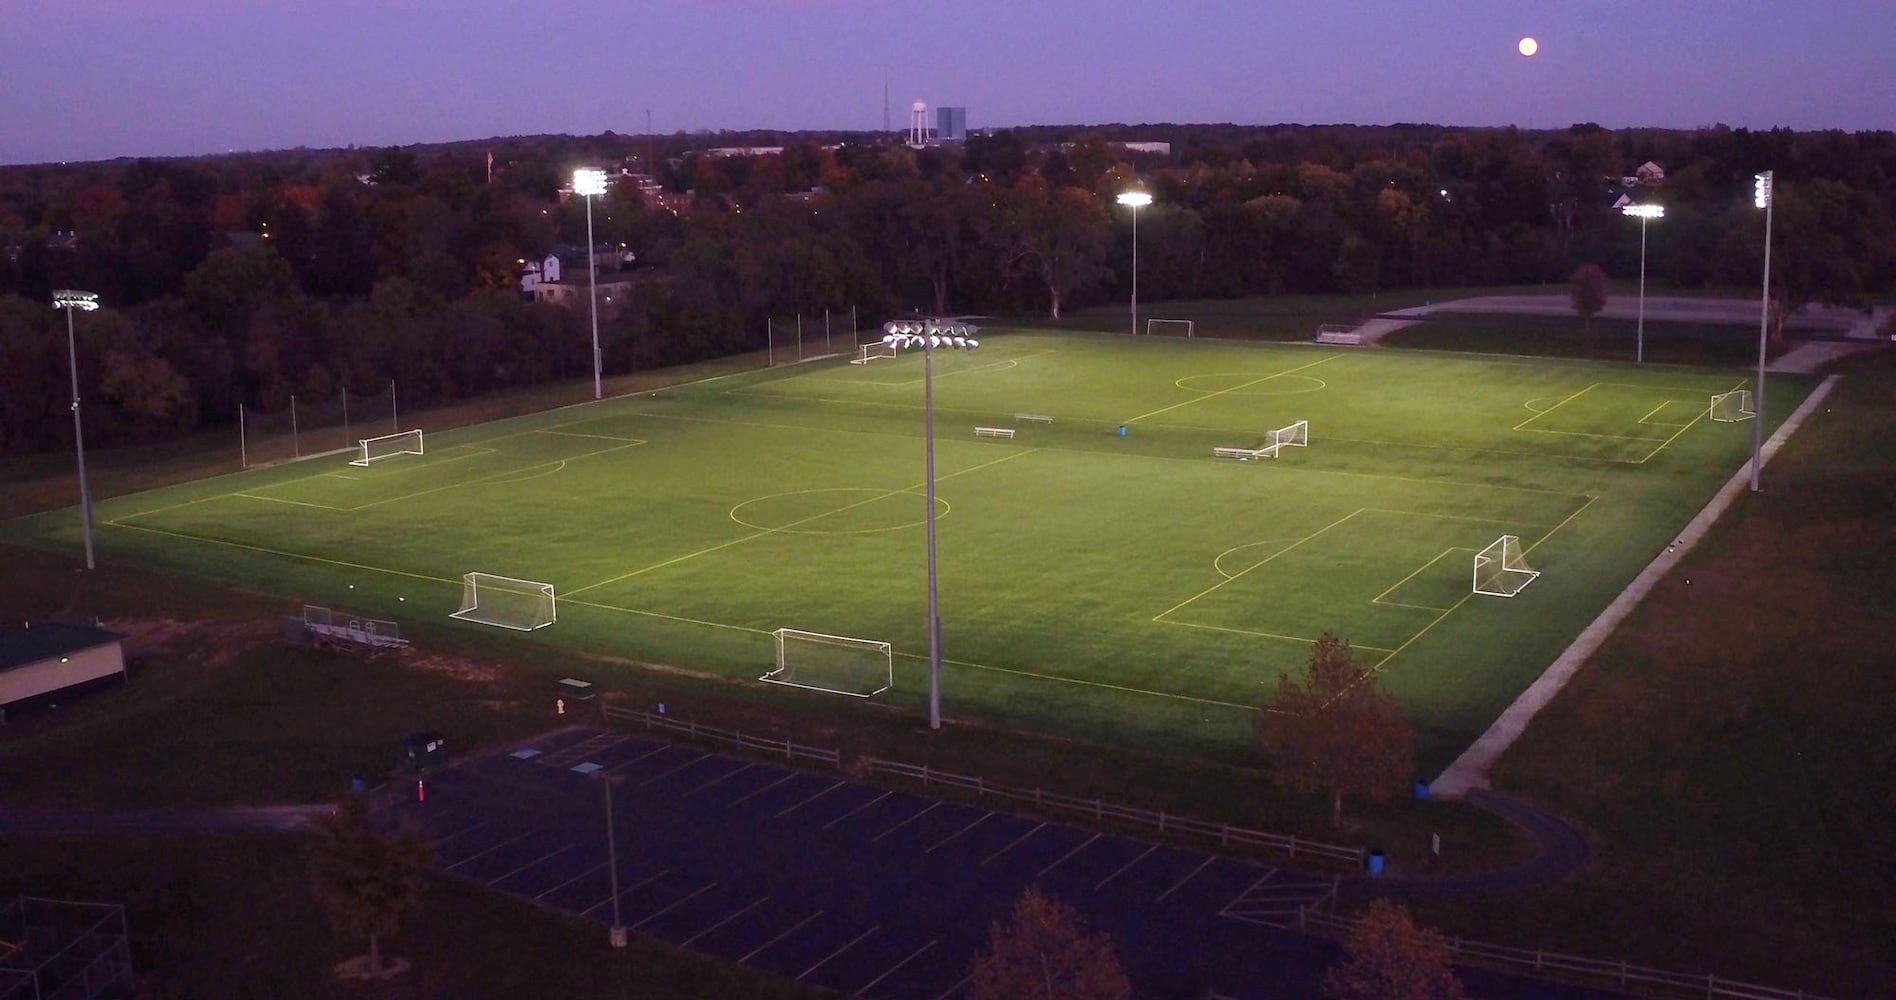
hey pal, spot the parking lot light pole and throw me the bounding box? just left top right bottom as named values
left=52, top=289, right=101, bottom=569
left=604, top=774, right=627, bottom=947
left=882, top=319, right=979, bottom=729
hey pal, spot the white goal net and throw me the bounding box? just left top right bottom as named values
left=762, top=628, right=892, bottom=697
left=351, top=428, right=423, bottom=466
left=1473, top=535, right=1540, bottom=597
left=451, top=572, right=557, bottom=630
left=1146, top=318, right=1195, bottom=338
left=1269, top=419, right=1308, bottom=450
left=1709, top=389, right=1755, bottom=422
left=850, top=342, right=898, bottom=365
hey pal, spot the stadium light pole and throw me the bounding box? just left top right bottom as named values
left=52, top=289, right=101, bottom=570
left=882, top=318, right=978, bottom=730
left=1621, top=204, right=1664, bottom=364
left=574, top=167, right=609, bottom=400
left=602, top=774, right=627, bottom=948
left=1751, top=172, right=1773, bottom=492
left=1116, top=191, right=1152, bottom=336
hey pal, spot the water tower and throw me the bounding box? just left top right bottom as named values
left=908, top=100, right=928, bottom=147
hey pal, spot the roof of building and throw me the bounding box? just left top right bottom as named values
left=0, top=623, right=124, bottom=673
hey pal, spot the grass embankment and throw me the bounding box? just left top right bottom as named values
left=1384, top=312, right=1789, bottom=367
left=0, top=833, right=820, bottom=1000
left=1403, top=350, right=1896, bottom=997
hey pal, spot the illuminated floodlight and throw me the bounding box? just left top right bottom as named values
left=1753, top=171, right=1772, bottom=210
left=52, top=289, right=100, bottom=312
left=573, top=168, right=608, bottom=197
left=1115, top=190, right=1152, bottom=208
left=1621, top=204, right=1665, bottom=220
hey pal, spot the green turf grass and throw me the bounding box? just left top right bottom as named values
left=3, top=333, right=1815, bottom=772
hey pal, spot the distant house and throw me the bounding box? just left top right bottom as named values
left=520, top=244, right=637, bottom=310
left=0, top=622, right=127, bottom=717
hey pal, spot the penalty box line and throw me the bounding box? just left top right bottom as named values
left=565, top=448, right=1036, bottom=598
left=1124, top=355, right=1340, bottom=425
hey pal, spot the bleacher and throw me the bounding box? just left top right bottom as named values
left=1314, top=323, right=1363, bottom=345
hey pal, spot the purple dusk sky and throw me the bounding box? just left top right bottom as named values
left=4, top=0, right=1891, bottom=165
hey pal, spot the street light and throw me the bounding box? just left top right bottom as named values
left=1115, top=191, right=1152, bottom=336
left=1621, top=203, right=1665, bottom=364
left=573, top=167, right=609, bottom=400
left=1750, top=171, right=1773, bottom=492
left=882, top=318, right=979, bottom=730
left=52, top=289, right=100, bottom=570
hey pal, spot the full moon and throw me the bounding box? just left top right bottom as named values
left=1518, top=37, right=1539, bottom=57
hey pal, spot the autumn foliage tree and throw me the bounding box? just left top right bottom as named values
left=970, top=886, right=1132, bottom=1000
left=1323, top=900, right=1465, bottom=1000
left=305, top=793, right=433, bottom=977
left=1256, top=633, right=1413, bottom=827
left=1570, top=263, right=1609, bottom=330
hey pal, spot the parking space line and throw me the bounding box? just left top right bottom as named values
left=445, top=832, right=533, bottom=872
left=534, top=861, right=607, bottom=901
left=776, top=780, right=846, bottom=818
left=925, top=812, right=993, bottom=853
left=1094, top=843, right=1160, bottom=890
left=1156, top=856, right=1217, bottom=903
left=435, top=820, right=490, bottom=849
left=729, top=772, right=799, bottom=807
left=1035, top=832, right=1101, bottom=878
left=637, top=752, right=714, bottom=787
left=681, top=896, right=771, bottom=948
left=981, top=821, right=1047, bottom=866
left=934, top=972, right=973, bottom=1000
left=739, top=909, right=825, bottom=963
left=606, top=742, right=674, bottom=774
left=871, top=801, right=943, bottom=842
left=797, top=924, right=880, bottom=981
left=854, top=938, right=937, bottom=996
left=581, top=867, right=671, bottom=917
left=821, top=790, right=893, bottom=830
left=491, top=844, right=573, bottom=886
left=629, top=881, right=719, bottom=931
left=1219, top=872, right=1274, bottom=915
left=684, top=762, right=757, bottom=797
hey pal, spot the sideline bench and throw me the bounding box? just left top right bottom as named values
left=1213, top=445, right=1272, bottom=460
left=1013, top=413, right=1054, bottom=424
left=975, top=426, right=1017, bottom=439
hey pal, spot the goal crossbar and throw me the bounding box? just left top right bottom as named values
left=1269, top=419, right=1308, bottom=450
left=1146, top=318, right=1195, bottom=338
left=351, top=428, right=423, bottom=466
left=1473, top=535, right=1540, bottom=597
left=850, top=342, right=898, bottom=365
left=763, top=627, right=892, bottom=698
left=451, top=572, right=557, bottom=630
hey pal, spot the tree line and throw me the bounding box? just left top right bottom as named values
left=3, top=122, right=1890, bottom=456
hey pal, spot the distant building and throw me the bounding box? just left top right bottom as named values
left=937, top=107, right=967, bottom=143
left=520, top=244, right=637, bottom=310
left=0, top=622, right=126, bottom=717
left=1117, top=141, right=1171, bottom=156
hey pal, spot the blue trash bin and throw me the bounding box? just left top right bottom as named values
left=1366, top=849, right=1386, bottom=876
left=1415, top=781, right=1430, bottom=800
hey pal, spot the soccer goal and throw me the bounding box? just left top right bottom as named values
left=1473, top=535, right=1540, bottom=597
left=1269, top=419, right=1308, bottom=450
left=762, top=628, right=893, bottom=698
left=351, top=428, right=423, bottom=466
left=1146, top=318, right=1195, bottom=338
left=1709, top=389, right=1756, bottom=422
left=451, top=572, right=557, bottom=630
left=850, top=342, right=898, bottom=365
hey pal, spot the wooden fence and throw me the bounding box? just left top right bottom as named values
left=1295, top=908, right=1826, bottom=1000
left=599, top=705, right=841, bottom=768
left=863, top=758, right=1364, bottom=866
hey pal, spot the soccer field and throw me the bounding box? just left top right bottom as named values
left=7, top=332, right=1812, bottom=770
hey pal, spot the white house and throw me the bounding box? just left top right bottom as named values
left=519, top=244, right=637, bottom=309
left=0, top=622, right=127, bottom=716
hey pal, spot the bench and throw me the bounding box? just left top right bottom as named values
left=1213, top=446, right=1272, bottom=460
left=975, top=426, right=1017, bottom=439
left=1013, top=413, right=1054, bottom=424
left=1314, top=324, right=1364, bottom=346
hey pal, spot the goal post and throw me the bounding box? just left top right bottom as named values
left=1146, top=318, right=1195, bottom=338
left=1709, top=389, right=1755, bottom=422
left=451, top=572, right=557, bottom=630
left=850, top=342, right=898, bottom=365
left=351, top=428, right=423, bottom=466
left=1269, top=419, right=1308, bottom=450
left=763, top=628, right=893, bottom=698
left=1473, top=535, right=1540, bottom=597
